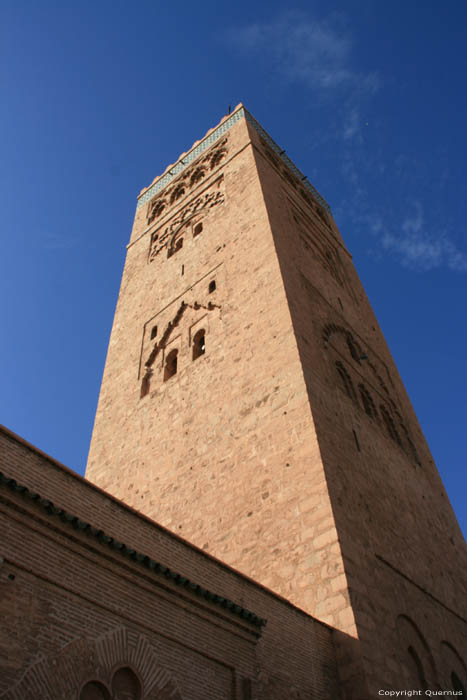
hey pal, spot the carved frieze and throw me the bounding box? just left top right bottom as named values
left=291, top=199, right=359, bottom=304
left=148, top=177, right=225, bottom=262
left=321, top=320, right=420, bottom=464
left=147, top=138, right=228, bottom=225
left=293, top=204, right=343, bottom=285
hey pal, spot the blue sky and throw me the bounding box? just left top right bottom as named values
left=1, top=1, right=466, bottom=536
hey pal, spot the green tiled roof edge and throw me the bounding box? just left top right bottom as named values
left=136, top=106, right=330, bottom=214
left=0, top=471, right=267, bottom=630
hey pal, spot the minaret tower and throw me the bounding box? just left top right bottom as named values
left=86, top=105, right=467, bottom=697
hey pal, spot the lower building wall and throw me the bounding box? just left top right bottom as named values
left=0, top=426, right=341, bottom=700
left=354, top=552, right=467, bottom=695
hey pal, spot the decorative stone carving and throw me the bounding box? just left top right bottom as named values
left=209, top=146, right=227, bottom=170
left=396, top=615, right=439, bottom=688
left=292, top=204, right=342, bottom=285
left=254, top=672, right=304, bottom=700
left=189, top=167, right=206, bottom=187
left=322, top=322, right=390, bottom=394
left=149, top=178, right=224, bottom=262
left=321, top=321, right=420, bottom=463
left=439, top=641, right=467, bottom=693
left=170, top=183, right=186, bottom=204
left=2, top=628, right=184, bottom=700
left=140, top=297, right=220, bottom=396
left=147, top=138, right=228, bottom=225
left=80, top=680, right=111, bottom=699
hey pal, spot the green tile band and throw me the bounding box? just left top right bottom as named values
left=136, top=107, right=330, bottom=213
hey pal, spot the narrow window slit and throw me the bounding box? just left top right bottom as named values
left=192, top=329, right=206, bottom=360
left=164, top=349, right=178, bottom=381
left=353, top=429, right=361, bottom=452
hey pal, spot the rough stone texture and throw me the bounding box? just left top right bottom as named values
left=0, top=425, right=340, bottom=699
left=82, top=107, right=467, bottom=697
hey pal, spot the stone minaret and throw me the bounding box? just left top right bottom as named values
left=86, top=105, right=467, bottom=698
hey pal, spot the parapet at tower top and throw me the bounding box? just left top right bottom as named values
left=137, top=104, right=330, bottom=215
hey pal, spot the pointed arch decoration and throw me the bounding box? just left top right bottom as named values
left=148, top=176, right=225, bottom=262
left=322, top=323, right=391, bottom=396
left=358, top=384, right=378, bottom=420
left=396, top=615, right=438, bottom=689
left=4, top=628, right=184, bottom=700
left=380, top=405, right=402, bottom=445
left=336, top=361, right=357, bottom=402
left=145, top=136, right=229, bottom=228
left=440, top=640, right=467, bottom=694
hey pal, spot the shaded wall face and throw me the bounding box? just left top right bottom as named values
left=85, top=118, right=350, bottom=632
left=252, top=134, right=467, bottom=688
left=0, top=426, right=341, bottom=700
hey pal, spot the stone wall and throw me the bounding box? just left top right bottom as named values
left=0, top=425, right=340, bottom=699
left=84, top=106, right=466, bottom=697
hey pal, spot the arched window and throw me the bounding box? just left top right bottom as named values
left=346, top=335, right=360, bottom=362
left=167, top=237, right=183, bottom=258
left=80, top=681, right=111, bottom=700
left=210, top=148, right=226, bottom=169
left=440, top=641, right=467, bottom=695
left=171, top=185, right=185, bottom=203
left=336, top=361, right=357, bottom=401
left=164, top=349, right=178, bottom=381
left=399, top=423, right=420, bottom=464
left=407, top=645, right=428, bottom=690
left=192, top=329, right=206, bottom=360
left=148, top=199, right=165, bottom=223
left=397, top=615, right=438, bottom=689
left=358, top=384, right=378, bottom=419
left=140, top=368, right=152, bottom=398
left=111, top=666, right=142, bottom=700
left=208, top=280, right=216, bottom=293
left=193, top=222, right=203, bottom=237
left=380, top=405, right=402, bottom=445
left=451, top=671, right=466, bottom=695
left=190, top=168, right=205, bottom=186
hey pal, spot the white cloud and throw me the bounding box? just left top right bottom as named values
left=382, top=232, right=467, bottom=272
left=230, top=11, right=379, bottom=143
left=401, top=201, right=423, bottom=235
left=230, top=11, right=378, bottom=122
left=379, top=203, right=467, bottom=272
left=351, top=203, right=467, bottom=273
left=343, top=107, right=360, bottom=141
left=231, top=12, right=466, bottom=275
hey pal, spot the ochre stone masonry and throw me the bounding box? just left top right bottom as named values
left=147, top=173, right=225, bottom=262
left=1, top=105, right=464, bottom=699
left=0, top=425, right=340, bottom=699
left=86, top=105, right=466, bottom=697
